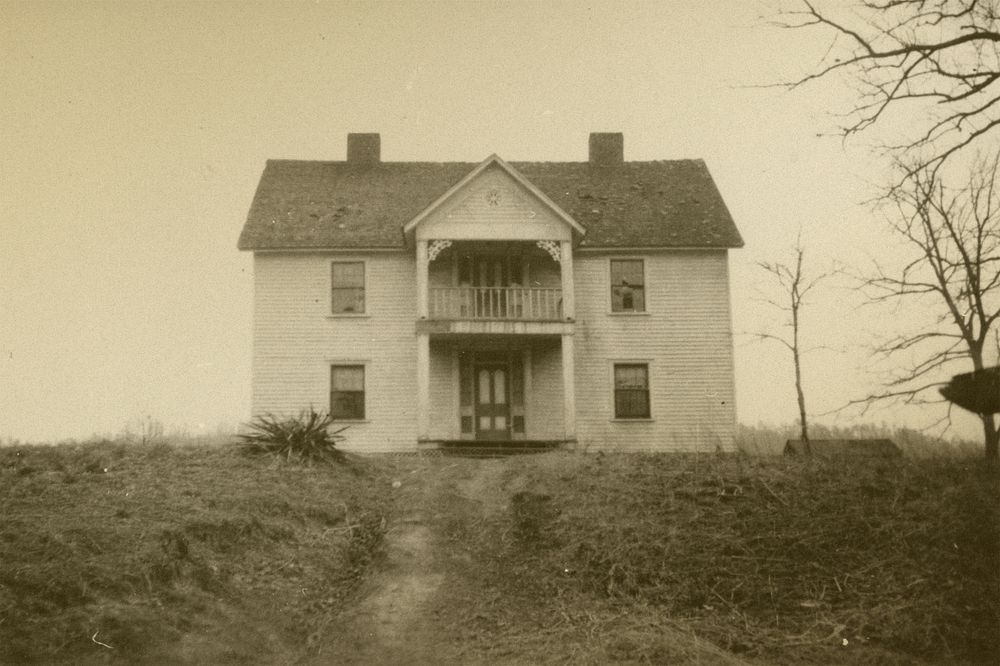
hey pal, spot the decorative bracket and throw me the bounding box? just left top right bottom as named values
left=536, top=240, right=561, bottom=263
left=427, top=240, right=453, bottom=261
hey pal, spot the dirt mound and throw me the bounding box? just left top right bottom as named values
left=467, top=452, right=999, bottom=664
left=0, top=442, right=390, bottom=664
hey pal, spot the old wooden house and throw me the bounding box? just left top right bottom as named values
left=238, top=133, right=743, bottom=452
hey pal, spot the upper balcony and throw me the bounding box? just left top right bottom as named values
left=416, top=240, right=574, bottom=336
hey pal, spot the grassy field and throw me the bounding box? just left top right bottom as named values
left=455, top=453, right=999, bottom=664
left=0, top=440, right=391, bottom=664
left=1, top=438, right=997, bottom=664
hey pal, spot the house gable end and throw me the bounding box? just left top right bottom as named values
left=404, top=156, right=585, bottom=244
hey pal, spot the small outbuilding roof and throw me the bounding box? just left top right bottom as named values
left=783, top=439, right=903, bottom=458
left=238, top=145, right=743, bottom=251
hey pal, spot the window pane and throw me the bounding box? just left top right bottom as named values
left=611, top=260, right=645, bottom=313
left=332, top=366, right=365, bottom=391
left=332, top=287, right=365, bottom=313
left=631, top=287, right=645, bottom=312
left=332, top=262, right=364, bottom=287
left=478, top=369, right=491, bottom=404
left=493, top=370, right=506, bottom=405
left=615, top=365, right=648, bottom=389
left=615, top=390, right=650, bottom=419
left=494, top=415, right=506, bottom=430
left=331, top=391, right=364, bottom=419
left=612, top=285, right=645, bottom=312
left=611, top=260, right=643, bottom=286
left=479, top=416, right=491, bottom=430
left=614, top=364, right=650, bottom=418
left=332, top=263, right=365, bottom=314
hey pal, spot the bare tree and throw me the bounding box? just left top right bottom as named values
left=756, top=239, right=831, bottom=444
left=858, top=152, right=1000, bottom=460
left=773, top=0, right=1000, bottom=178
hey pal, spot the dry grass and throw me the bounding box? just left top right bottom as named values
left=736, top=422, right=983, bottom=458
left=459, top=452, right=999, bottom=664
left=3, top=438, right=996, bottom=664
left=0, top=439, right=390, bottom=664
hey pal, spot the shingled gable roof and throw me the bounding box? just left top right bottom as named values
left=238, top=155, right=743, bottom=251
left=402, top=154, right=586, bottom=240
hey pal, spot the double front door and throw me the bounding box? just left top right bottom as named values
left=459, top=351, right=525, bottom=441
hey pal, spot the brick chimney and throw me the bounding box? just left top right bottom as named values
left=347, top=133, right=380, bottom=165
left=588, top=132, right=624, bottom=166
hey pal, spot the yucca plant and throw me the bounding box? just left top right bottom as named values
left=237, top=408, right=348, bottom=463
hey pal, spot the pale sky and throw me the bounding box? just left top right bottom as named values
left=1, top=0, right=987, bottom=442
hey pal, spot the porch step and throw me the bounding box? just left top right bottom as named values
left=435, top=439, right=568, bottom=458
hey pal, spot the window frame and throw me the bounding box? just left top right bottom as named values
left=330, top=363, right=367, bottom=421
left=611, top=361, right=653, bottom=420
left=609, top=257, right=648, bottom=314
left=330, top=260, right=367, bottom=316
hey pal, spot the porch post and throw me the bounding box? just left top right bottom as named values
left=417, top=333, right=430, bottom=441
left=561, top=333, right=576, bottom=441
left=559, top=240, right=574, bottom=320
left=416, top=239, right=429, bottom=319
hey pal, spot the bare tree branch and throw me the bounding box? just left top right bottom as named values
left=852, top=150, right=1000, bottom=459
left=772, top=0, right=1000, bottom=179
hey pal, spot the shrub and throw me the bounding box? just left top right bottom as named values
left=237, top=409, right=347, bottom=463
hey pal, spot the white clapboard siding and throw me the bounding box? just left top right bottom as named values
left=252, top=252, right=419, bottom=452
left=252, top=249, right=737, bottom=452
left=526, top=343, right=566, bottom=439
left=428, top=342, right=458, bottom=440
left=572, top=251, right=737, bottom=452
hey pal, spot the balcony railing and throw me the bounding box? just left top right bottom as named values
left=429, top=287, right=563, bottom=321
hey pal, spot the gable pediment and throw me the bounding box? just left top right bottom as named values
left=444, top=168, right=540, bottom=222
left=403, top=155, right=584, bottom=244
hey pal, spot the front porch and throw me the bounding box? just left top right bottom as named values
left=404, top=157, right=584, bottom=447
left=416, top=336, right=576, bottom=445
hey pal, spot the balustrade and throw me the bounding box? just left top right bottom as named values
left=428, top=287, right=563, bottom=320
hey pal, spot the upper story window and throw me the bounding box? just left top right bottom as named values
left=332, top=262, right=365, bottom=314
left=614, top=363, right=650, bottom=419
left=611, top=259, right=645, bottom=312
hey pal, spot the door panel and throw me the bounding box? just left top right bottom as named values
left=475, top=364, right=510, bottom=441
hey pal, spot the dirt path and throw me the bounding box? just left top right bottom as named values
left=301, top=453, right=749, bottom=666
left=303, top=456, right=509, bottom=665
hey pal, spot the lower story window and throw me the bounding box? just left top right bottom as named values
left=331, top=365, right=365, bottom=420
left=614, top=363, right=650, bottom=419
